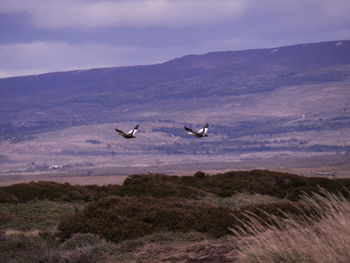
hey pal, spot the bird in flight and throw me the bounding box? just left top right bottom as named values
left=184, top=123, right=209, bottom=138
left=115, top=125, right=139, bottom=139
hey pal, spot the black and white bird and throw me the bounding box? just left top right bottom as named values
left=115, top=125, right=139, bottom=139
left=184, top=123, right=209, bottom=138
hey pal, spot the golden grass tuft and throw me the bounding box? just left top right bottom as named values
left=235, top=190, right=350, bottom=263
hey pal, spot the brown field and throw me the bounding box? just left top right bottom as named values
left=1, top=154, right=349, bottom=186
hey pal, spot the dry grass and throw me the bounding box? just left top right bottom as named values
left=235, top=190, right=350, bottom=263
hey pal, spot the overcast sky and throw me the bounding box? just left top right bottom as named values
left=0, top=0, right=349, bottom=78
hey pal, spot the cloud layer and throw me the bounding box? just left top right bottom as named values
left=0, top=0, right=349, bottom=78
left=1, top=0, right=349, bottom=29
left=0, top=0, right=246, bottom=28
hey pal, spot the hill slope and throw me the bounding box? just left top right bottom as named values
left=0, top=40, right=350, bottom=177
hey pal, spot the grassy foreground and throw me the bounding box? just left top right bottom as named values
left=235, top=192, right=350, bottom=263
left=0, top=169, right=350, bottom=262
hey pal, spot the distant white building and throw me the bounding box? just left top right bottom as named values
left=50, top=165, right=62, bottom=169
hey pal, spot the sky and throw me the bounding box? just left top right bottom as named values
left=0, top=0, right=350, bottom=78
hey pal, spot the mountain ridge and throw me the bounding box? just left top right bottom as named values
left=1, top=39, right=349, bottom=80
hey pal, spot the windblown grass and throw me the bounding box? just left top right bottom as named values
left=235, top=190, right=350, bottom=263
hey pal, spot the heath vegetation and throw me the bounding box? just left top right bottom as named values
left=1, top=170, right=350, bottom=262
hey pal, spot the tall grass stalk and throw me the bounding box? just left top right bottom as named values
left=235, top=190, right=350, bottom=263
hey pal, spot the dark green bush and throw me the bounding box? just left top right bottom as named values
left=0, top=182, right=123, bottom=203
left=59, top=233, right=104, bottom=251
left=58, top=195, right=330, bottom=244
left=120, top=174, right=212, bottom=199
left=1, top=181, right=93, bottom=202
left=0, top=232, right=58, bottom=263
left=58, top=196, right=235, bottom=243
left=2, top=170, right=350, bottom=204
left=121, top=170, right=350, bottom=200
left=0, top=190, right=18, bottom=203
left=193, top=171, right=206, bottom=179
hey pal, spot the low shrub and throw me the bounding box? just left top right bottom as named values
left=202, top=193, right=282, bottom=209
left=0, top=182, right=122, bottom=203
left=1, top=181, right=93, bottom=202
left=0, top=232, right=58, bottom=263
left=0, top=191, right=18, bottom=203
left=58, top=193, right=331, bottom=246
left=83, top=184, right=122, bottom=197
left=58, top=196, right=235, bottom=243
left=0, top=210, right=12, bottom=225
left=58, top=233, right=104, bottom=251
left=0, top=200, right=85, bottom=232
left=193, top=171, right=207, bottom=179
left=3, top=170, right=350, bottom=203
left=115, top=231, right=209, bottom=253
left=120, top=174, right=213, bottom=199
left=121, top=170, right=350, bottom=200
left=53, top=247, right=96, bottom=263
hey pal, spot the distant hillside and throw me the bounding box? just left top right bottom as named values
left=0, top=40, right=349, bottom=175
left=1, top=40, right=350, bottom=133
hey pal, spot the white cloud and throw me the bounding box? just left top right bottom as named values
left=0, top=0, right=247, bottom=29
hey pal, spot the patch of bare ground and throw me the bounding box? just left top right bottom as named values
left=3, top=229, right=42, bottom=237
left=106, top=233, right=238, bottom=263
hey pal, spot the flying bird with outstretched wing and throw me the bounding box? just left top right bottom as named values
left=184, top=123, right=209, bottom=138
left=115, top=125, right=139, bottom=139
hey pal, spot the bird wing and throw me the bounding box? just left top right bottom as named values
left=115, top=129, right=127, bottom=136
left=184, top=126, right=194, bottom=133
left=184, top=126, right=197, bottom=135
left=127, top=124, right=139, bottom=135
left=198, top=124, right=209, bottom=134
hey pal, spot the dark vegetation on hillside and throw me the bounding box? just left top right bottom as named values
left=1, top=170, right=350, bottom=204
left=0, top=181, right=121, bottom=203
left=58, top=196, right=235, bottom=243
left=1, top=170, right=350, bottom=246
left=120, top=170, right=350, bottom=200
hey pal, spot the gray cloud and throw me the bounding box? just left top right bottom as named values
left=1, top=0, right=349, bottom=30
left=0, top=0, right=247, bottom=28
left=0, top=0, right=349, bottom=78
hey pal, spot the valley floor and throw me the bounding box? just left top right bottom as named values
left=0, top=153, right=349, bottom=186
